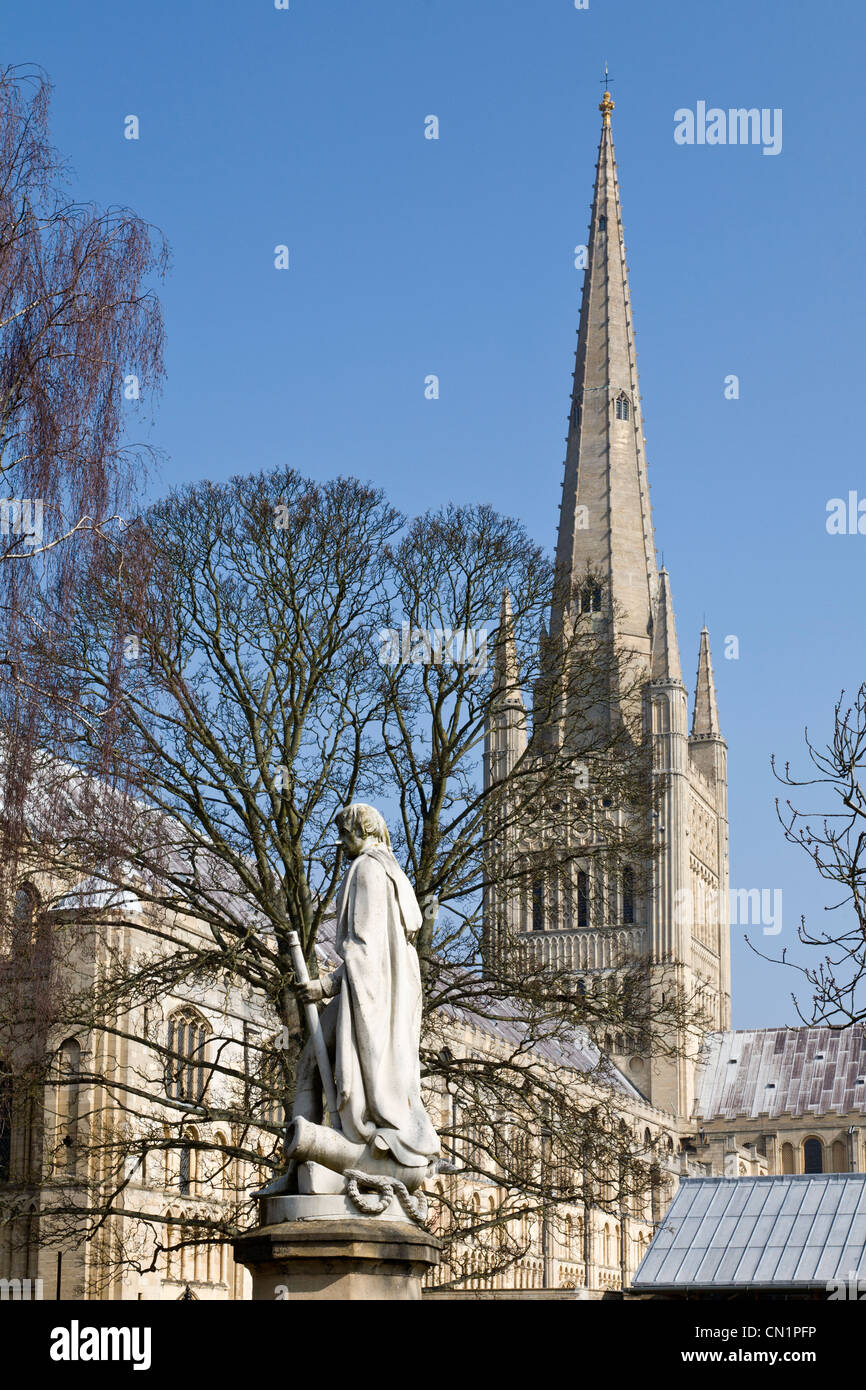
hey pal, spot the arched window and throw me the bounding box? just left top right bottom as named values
left=0, top=1057, right=11, bottom=1182
left=164, top=1211, right=176, bottom=1281
left=532, top=878, right=544, bottom=933
left=781, top=1141, right=794, bottom=1174
left=644, top=1127, right=652, bottom=1147
left=598, top=215, right=607, bottom=232
left=615, top=393, right=630, bottom=421
left=166, top=1010, right=210, bottom=1103
left=579, top=582, right=602, bottom=614
left=11, top=883, right=39, bottom=946
left=622, top=866, right=635, bottom=925
left=179, top=1128, right=198, bottom=1196
left=577, top=870, right=589, bottom=928
left=213, top=1132, right=230, bottom=1200
left=803, top=1137, right=824, bottom=1174
left=55, top=1038, right=81, bottom=1174
left=179, top=1146, right=190, bottom=1196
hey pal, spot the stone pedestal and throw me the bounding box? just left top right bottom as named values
left=233, top=1214, right=441, bottom=1301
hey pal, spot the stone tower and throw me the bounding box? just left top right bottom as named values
left=485, top=88, right=731, bottom=1120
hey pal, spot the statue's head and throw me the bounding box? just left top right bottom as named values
left=334, top=803, right=392, bottom=858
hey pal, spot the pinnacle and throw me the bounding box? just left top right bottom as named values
left=692, top=627, right=721, bottom=737
left=651, top=567, right=683, bottom=682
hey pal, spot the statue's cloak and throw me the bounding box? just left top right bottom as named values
left=332, top=845, right=439, bottom=1168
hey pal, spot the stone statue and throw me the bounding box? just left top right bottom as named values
left=258, top=804, right=440, bottom=1220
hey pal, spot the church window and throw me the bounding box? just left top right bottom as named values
left=11, top=882, right=39, bottom=947
left=598, top=215, right=607, bottom=231
left=579, top=583, right=602, bottom=614
left=803, top=1137, right=823, bottom=1174
left=532, top=878, right=544, bottom=933
left=179, top=1128, right=198, bottom=1196
left=622, top=866, right=635, bottom=925
left=179, top=1145, right=191, bottom=1196
left=55, top=1038, right=81, bottom=1174
left=615, top=393, right=630, bottom=421
left=166, top=1009, right=211, bottom=1103
left=577, top=870, right=589, bottom=928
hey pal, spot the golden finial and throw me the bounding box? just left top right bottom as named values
left=599, top=62, right=615, bottom=124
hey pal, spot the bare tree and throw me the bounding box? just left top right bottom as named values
left=760, top=684, right=866, bottom=1026
left=0, top=62, right=167, bottom=919
left=1, top=465, right=700, bottom=1291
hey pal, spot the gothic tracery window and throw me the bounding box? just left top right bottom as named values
left=615, top=393, right=630, bottom=421
left=166, top=1009, right=211, bottom=1104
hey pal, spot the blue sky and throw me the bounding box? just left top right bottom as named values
left=11, top=0, right=866, bottom=1028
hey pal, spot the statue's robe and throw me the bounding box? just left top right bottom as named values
left=331, top=845, right=439, bottom=1170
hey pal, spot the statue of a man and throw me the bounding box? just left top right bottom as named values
left=291, top=803, right=439, bottom=1176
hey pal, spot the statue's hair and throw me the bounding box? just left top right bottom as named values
left=334, top=803, right=392, bottom=849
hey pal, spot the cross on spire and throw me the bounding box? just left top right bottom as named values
left=598, top=64, right=615, bottom=124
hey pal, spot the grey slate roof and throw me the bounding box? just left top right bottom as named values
left=694, top=1026, right=866, bottom=1121
left=632, top=1173, right=866, bottom=1291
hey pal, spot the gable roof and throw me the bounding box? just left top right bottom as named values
left=633, top=1173, right=866, bottom=1292
left=694, top=1026, right=866, bottom=1121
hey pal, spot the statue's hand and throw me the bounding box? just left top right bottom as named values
left=296, top=979, right=325, bottom=1005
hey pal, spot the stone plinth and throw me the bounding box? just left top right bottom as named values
left=232, top=1216, right=441, bottom=1301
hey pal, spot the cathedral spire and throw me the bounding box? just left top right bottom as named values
left=552, top=87, right=658, bottom=675
left=692, top=626, right=721, bottom=737
left=651, top=567, right=682, bottom=682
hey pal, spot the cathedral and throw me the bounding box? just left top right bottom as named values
left=484, top=83, right=730, bottom=1121
left=0, top=87, right=863, bottom=1302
